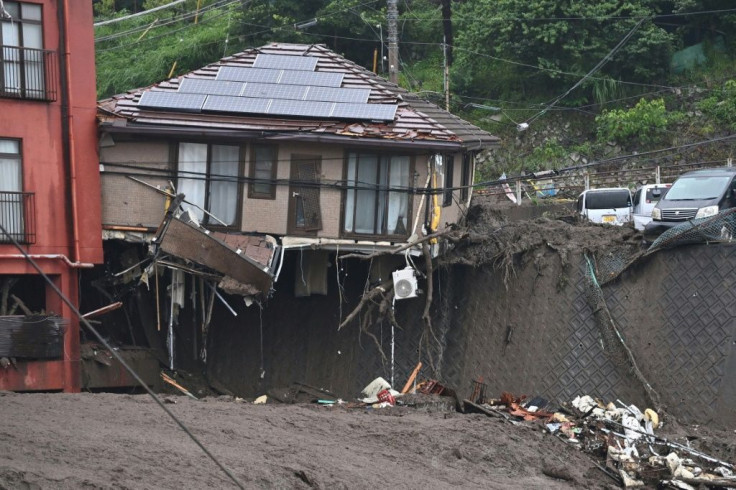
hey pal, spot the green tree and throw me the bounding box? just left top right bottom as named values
left=453, top=0, right=674, bottom=103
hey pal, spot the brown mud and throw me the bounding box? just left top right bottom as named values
left=0, top=392, right=614, bottom=489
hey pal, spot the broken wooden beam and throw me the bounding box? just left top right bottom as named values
left=82, top=302, right=123, bottom=319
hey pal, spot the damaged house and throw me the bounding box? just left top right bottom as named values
left=95, top=43, right=498, bottom=394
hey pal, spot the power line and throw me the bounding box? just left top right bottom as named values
left=94, top=0, right=187, bottom=27
left=524, top=17, right=648, bottom=127
left=397, top=7, right=736, bottom=23
left=95, top=0, right=240, bottom=43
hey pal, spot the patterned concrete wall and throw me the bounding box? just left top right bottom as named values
left=205, top=244, right=735, bottom=427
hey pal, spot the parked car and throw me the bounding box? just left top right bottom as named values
left=632, top=184, right=671, bottom=231
left=576, top=188, right=633, bottom=226
left=644, top=167, right=736, bottom=242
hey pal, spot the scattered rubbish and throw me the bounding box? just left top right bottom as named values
left=468, top=392, right=735, bottom=488
left=377, top=389, right=396, bottom=406
left=253, top=395, right=267, bottom=405
left=400, top=362, right=422, bottom=394
left=360, top=377, right=399, bottom=403
left=267, top=382, right=337, bottom=404
left=161, top=372, right=198, bottom=400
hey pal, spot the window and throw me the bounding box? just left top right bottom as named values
left=344, top=152, right=411, bottom=237
left=460, top=153, right=472, bottom=202
left=0, top=138, right=31, bottom=243
left=0, top=2, right=50, bottom=100
left=249, top=144, right=277, bottom=199
left=443, top=155, right=454, bottom=207
left=177, top=142, right=241, bottom=227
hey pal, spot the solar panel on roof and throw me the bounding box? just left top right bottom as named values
left=203, top=95, right=271, bottom=114
left=305, top=86, right=370, bottom=104
left=330, top=103, right=397, bottom=121
left=138, top=91, right=206, bottom=111
left=268, top=99, right=333, bottom=118
left=242, top=82, right=307, bottom=101
left=279, top=70, right=343, bottom=87
left=217, top=66, right=282, bottom=84
left=253, top=53, right=318, bottom=71
left=179, top=78, right=245, bottom=96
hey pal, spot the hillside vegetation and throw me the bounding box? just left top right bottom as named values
left=94, top=0, right=736, bottom=176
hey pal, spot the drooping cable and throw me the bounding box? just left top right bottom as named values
left=0, top=222, right=245, bottom=489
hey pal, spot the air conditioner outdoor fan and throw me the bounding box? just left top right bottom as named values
left=392, top=267, right=418, bottom=300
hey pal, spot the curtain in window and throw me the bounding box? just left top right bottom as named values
left=209, top=145, right=239, bottom=226
left=0, top=140, right=22, bottom=240
left=387, top=156, right=409, bottom=234
left=1, top=20, right=21, bottom=95
left=22, top=22, right=43, bottom=98
left=354, top=154, right=378, bottom=234
left=178, top=142, right=207, bottom=223
left=344, top=153, right=357, bottom=232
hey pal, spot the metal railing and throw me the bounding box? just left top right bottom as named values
left=0, top=46, right=58, bottom=101
left=0, top=191, right=36, bottom=244
left=479, top=160, right=731, bottom=205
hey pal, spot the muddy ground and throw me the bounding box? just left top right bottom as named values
left=0, top=391, right=619, bottom=490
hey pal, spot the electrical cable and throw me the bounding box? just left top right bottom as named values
left=0, top=222, right=246, bottom=490
left=94, top=0, right=187, bottom=27
left=524, top=17, right=647, bottom=127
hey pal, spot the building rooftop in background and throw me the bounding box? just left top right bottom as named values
left=98, top=43, right=499, bottom=151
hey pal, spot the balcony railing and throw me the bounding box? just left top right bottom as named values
left=0, top=192, right=36, bottom=244
left=0, top=46, right=58, bottom=102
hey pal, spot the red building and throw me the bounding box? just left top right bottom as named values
left=0, top=0, right=102, bottom=391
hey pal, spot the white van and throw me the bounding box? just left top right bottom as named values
left=576, top=188, right=633, bottom=226
left=632, top=184, right=671, bottom=231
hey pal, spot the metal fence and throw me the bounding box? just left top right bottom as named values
left=0, top=191, right=36, bottom=244
left=480, top=160, right=732, bottom=204
left=0, top=46, right=58, bottom=101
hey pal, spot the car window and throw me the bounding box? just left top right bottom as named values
left=585, top=190, right=631, bottom=210
left=645, top=188, right=666, bottom=203
left=633, top=189, right=642, bottom=206
left=664, top=176, right=731, bottom=200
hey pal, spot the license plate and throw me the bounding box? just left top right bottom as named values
left=602, top=215, right=616, bottom=223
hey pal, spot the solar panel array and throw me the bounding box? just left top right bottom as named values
left=252, top=53, right=318, bottom=71
left=138, top=54, right=397, bottom=122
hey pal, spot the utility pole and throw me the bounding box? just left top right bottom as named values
left=443, top=36, right=450, bottom=111
left=387, top=0, right=399, bottom=85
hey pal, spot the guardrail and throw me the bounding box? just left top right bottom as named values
left=0, top=46, right=58, bottom=101
left=0, top=191, right=36, bottom=244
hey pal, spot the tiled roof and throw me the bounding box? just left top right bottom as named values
left=98, top=43, right=499, bottom=150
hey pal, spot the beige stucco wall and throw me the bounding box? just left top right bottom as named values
left=100, top=140, right=170, bottom=227
left=99, top=136, right=471, bottom=239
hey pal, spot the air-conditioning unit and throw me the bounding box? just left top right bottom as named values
left=392, top=267, right=418, bottom=300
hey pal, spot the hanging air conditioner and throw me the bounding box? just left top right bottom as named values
left=392, top=267, right=418, bottom=300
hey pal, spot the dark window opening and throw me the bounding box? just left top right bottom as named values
left=443, top=155, right=454, bottom=207
left=460, top=153, right=471, bottom=202
left=249, top=144, right=278, bottom=199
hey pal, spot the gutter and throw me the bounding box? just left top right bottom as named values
left=99, top=121, right=473, bottom=151
left=59, top=0, right=81, bottom=263
left=0, top=254, right=94, bottom=268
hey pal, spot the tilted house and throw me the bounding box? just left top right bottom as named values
left=97, top=43, right=499, bottom=299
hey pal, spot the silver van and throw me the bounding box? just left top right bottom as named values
left=576, top=188, right=633, bottom=226
left=632, top=184, right=671, bottom=231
